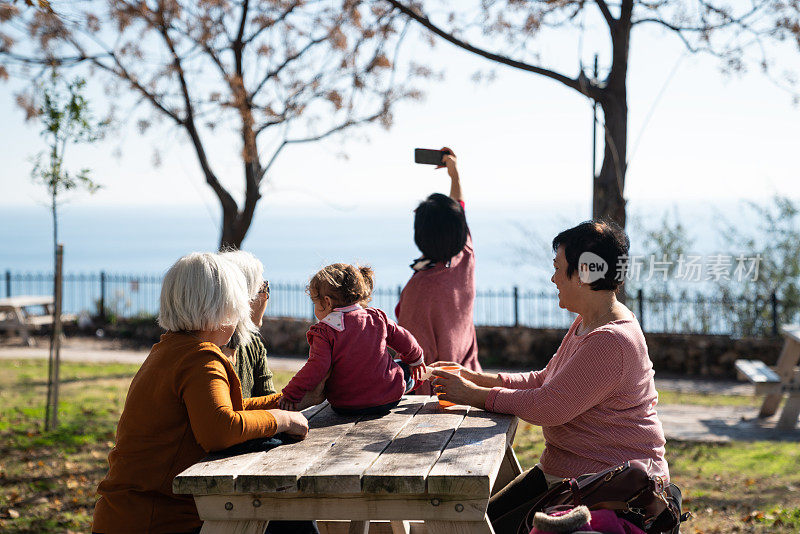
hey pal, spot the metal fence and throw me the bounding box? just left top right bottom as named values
left=1, top=270, right=782, bottom=336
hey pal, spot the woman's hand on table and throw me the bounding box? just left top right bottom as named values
left=269, top=409, right=309, bottom=440
left=430, top=369, right=491, bottom=410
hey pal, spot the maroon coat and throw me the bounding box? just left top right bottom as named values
left=282, top=306, right=423, bottom=409
left=396, top=234, right=482, bottom=395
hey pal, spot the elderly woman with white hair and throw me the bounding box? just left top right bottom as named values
left=92, top=253, right=308, bottom=534
left=218, top=249, right=276, bottom=398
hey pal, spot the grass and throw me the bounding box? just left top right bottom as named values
left=0, top=360, right=798, bottom=533
left=658, top=389, right=761, bottom=408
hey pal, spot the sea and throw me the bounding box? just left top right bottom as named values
left=0, top=199, right=764, bottom=329
left=1, top=199, right=745, bottom=288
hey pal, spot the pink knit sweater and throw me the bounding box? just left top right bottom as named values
left=396, top=233, right=482, bottom=395
left=486, top=317, right=668, bottom=480
left=282, top=306, right=424, bottom=410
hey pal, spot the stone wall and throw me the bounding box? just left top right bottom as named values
left=261, top=318, right=784, bottom=378
left=58, top=316, right=784, bottom=378
left=474, top=325, right=784, bottom=377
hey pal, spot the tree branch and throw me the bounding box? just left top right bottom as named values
left=284, top=109, right=386, bottom=146
left=153, top=18, right=237, bottom=212
left=250, top=36, right=327, bottom=99
left=232, top=0, right=249, bottom=77
left=244, top=1, right=301, bottom=44
left=595, top=0, right=616, bottom=27
left=1, top=51, right=112, bottom=67
left=234, top=0, right=249, bottom=47
left=632, top=0, right=767, bottom=31
left=254, top=116, right=288, bottom=136
left=171, top=23, right=230, bottom=81
left=385, top=0, right=599, bottom=99
left=80, top=49, right=183, bottom=124
left=257, top=106, right=389, bottom=183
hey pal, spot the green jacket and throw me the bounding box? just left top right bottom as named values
left=234, top=334, right=276, bottom=398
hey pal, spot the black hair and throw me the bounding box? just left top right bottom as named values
left=413, top=193, right=469, bottom=263
left=552, top=220, right=630, bottom=291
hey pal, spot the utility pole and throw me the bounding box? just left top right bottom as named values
left=592, top=54, right=598, bottom=180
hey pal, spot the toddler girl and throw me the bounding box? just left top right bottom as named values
left=280, top=263, right=426, bottom=415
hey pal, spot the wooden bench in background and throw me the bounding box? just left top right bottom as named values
left=0, top=295, right=76, bottom=346
left=736, top=324, right=800, bottom=430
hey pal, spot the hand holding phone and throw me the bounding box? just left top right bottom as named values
left=414, top=147, right=455, bottom=168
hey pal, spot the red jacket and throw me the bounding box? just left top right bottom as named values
left=282, top=305, right=424, bottom=409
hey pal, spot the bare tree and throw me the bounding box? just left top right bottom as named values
left=1, top=0, right=423, bottom=248
left=384, top=0, right=800, bottom=229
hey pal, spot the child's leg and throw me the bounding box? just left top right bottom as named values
left=297, top=370, right=331, bottom=410
left=395, top=359, right=419, bottom=393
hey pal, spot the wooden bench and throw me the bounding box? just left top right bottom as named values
left=174, top=396, right=520, bottom=533
left=735, top=359, right=781, bottom=396
left=735, top=324, right=800, bottom=430
left=0, top=296, right=76, bottom=346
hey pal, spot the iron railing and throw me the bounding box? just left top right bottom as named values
left=1, top=270, right=784, bottom=337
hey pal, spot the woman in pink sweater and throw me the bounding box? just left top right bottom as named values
left=430, top=221, right=676, bottom=533
left=281, top=263, right=426, bottom=415
left=395, top=149, right=481, bottom=395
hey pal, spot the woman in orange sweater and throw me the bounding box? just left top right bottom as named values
left=92, top=253, right=309, bottom=534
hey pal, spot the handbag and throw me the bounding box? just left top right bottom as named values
left=517, top=460, right=684, bottom=534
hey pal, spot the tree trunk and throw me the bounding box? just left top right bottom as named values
left=594, top=0, right=632, bottom=231
left=593, top=94, right=627, bottom=229
left=218, top=206, right=254, bottom=251
left=596, top=0, right=632, bottom=301
left=217, top=162, right=262, bottom=251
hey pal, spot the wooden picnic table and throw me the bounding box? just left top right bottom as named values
left=0, top=295, right=75, bottom=346
left=174, top=396, right=520, bottom=534
left=736, top=324, right=800, bottom=430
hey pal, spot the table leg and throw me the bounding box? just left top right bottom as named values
left=349, top=520, right=370, bottom=533
left=11, top=308, right=32, bottom=346
left=200, top=520, right=270, bottom=534
left=390, top=520, right=410, bottom=534
left=426, top=514, right=495, bottom=534
left=492, top=444, right=523, bottom=495
left=760, top=339, right=800, bottom=418
left=777, top=392, right=800, bottom=430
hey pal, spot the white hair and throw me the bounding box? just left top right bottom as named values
left=218, top=249, right=264, bottom=299
left=158, top=253, right=255, bottom=345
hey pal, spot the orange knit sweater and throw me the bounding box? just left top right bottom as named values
left=92, top=331, right=280, bottom=533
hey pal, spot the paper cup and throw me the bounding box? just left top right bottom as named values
left=435, top=366, right=461, bottom=407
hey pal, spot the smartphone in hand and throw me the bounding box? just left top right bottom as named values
left=414, top=148, right=445, bottom=166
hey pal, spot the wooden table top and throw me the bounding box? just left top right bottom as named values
left=174, top=396, right=517, bottom=500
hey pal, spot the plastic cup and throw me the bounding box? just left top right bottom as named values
left=435, top=366, right=461, bottom=408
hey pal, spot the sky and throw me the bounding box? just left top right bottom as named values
left=1, top=8, right=799, bottom=221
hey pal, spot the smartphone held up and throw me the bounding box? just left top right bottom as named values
left=414, top=148, right=445, bottom=166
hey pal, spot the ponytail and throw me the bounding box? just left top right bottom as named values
left=308, top=263, right=375, bottom=307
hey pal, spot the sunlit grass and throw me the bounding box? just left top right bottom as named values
left=0, top=359, right=798, bottom=533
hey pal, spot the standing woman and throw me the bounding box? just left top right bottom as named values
left=92, top=253, right=308, bottom=534
left=219, top=250, right=277, bottom=397
left=395, top=149, right=481, bottom=395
